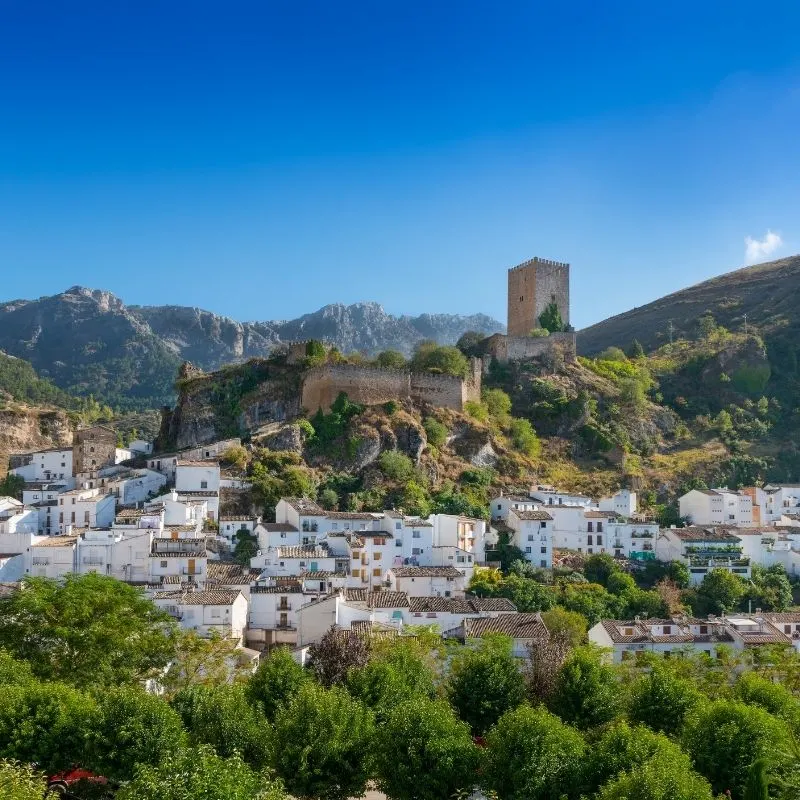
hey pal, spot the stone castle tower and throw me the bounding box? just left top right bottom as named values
left=507, top=257, right=570, bottom=337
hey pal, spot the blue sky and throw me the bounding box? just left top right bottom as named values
left=1, top=1, right=799, bottom=327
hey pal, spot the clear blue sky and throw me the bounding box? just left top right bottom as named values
left=2, top=1, right=799, bottom=328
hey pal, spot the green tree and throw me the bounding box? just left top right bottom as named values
left=628, top=339, right=645, bottom=359
left=539, top=302, right=565, bottom=334
left=696, top=568, right=745, bottom=614
left=0, top=473, right=25, bottom=500
left=596, top=753, right=714, bottom=800
left=748, top=565, right=793, bottom=612
left=271, top=683, right=374, bottom=800
left=374, top=696, right=478, bottom=800
left=117, top=745, right=287, bottom=800
left=583, top=553, right=621, bottom=587
left=0, top=574, right=175, bottom=689
left=483, top=704, right=585, bottom=800
left=682, top=699, right=791, bottom=798
left=483, top=388, right=512, bottom=421
left=509, top=417, right=540, bottom=457
left=90, top=686, right=186, bottom=783
left=0, top=681, right=98, bottom=773
left=0, top=649, right=34, bottom=685
left=541, top=607, right=587, bottom=647
left=245, top=647, right=311, bottom=721
left=233, top=527, right=259, bottom=566
left=375, top=350, right=407, bottom=369
left=448, top=634, right=526, bottom=735
left=548, top=645, right=621, bottom=728
left=0, top=760, right=47, bottom=800
left=305, top=339, right=326, bottom=365
left=627, top=664, right=703, bottom=735
left=306, top=628, right=371, bottom=688
left=161, top=629, right=247, bottom=696
left=743, top=758, right=769, bottom=800
left=598, top=346, right=628, bottom=362
left=173, top=684, right=270, bottom=769
left=734, top=672, right=800, bottom=732
left=582, top=721, right=691, bottom=795
left=456, top=331, right=487, bottom=358
left=411, top=342, right=469, bottom=377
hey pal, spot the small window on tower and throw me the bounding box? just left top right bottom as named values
left=519, top=295, right=524, bottom=301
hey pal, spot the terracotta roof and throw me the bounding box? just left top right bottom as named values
left=176, top=460, right=220, bottom=467
left=469, top=597, right=517, bottom=612
left=282, top=498, right=324, bottom=514
left=116, top=508, right=147, bottom=519
left=276, top=544, right=330, bottom=559
left=32, top=536, right=78, bottom=547
left=150, top=550, right=206, bottom=558
left=463, top=613, right=548, bottom=640
left=763, top=612, right=800, bottom=622
left=409, top=596, right=474, bottom=613
left=261, top=522, right=298, bottom=532
left=299, top=570, right=339, bottom=579
left=326, top=512, right=379, bottom=520
left=403, top=518, right=434, bottom=527
left=219, top=516, right=253, bottom=522
left=163, top=525, right=200, bottom=533
left=154, top=589, right=242, bottom=605
left=584, top=510, right=618, bottom=519
left=343, top=588, right=409, bottom=608
left=345, top=588, right=367, bottom=602
left=251, top=583, right=304, bottom=594
left=668, top=526, right=742, bottom=543
left=599, top=618, right=734, bottom=644
left=390, top=566, right=464, bottom=578
left=176, top=491, right=218, bottom=498
left=510, top=509, right=553, bottom=521
left=0, top=582, right=19, bottom=597
left=206, top=563, right=260, bottom=585
left=161, top=575, right=182, bottom=585
left=351, top=530, right=394, bottom=539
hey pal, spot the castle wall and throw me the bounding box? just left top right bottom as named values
left=485, top=332, right=577, bottom=364
left=507, top=257, right=570, bottom=336
left=301, top=362, right=481, bottom=414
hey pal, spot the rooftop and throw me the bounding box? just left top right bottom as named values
left=282, top=497, right=325, bottom=515
left=31, top=535, right=78, bottom=547
left=153, top=589, right=242, bottom=605
left=463, top=613, right=548, bottom=640
left=390, top=566, right=464, bottom=578
left=511, top=510, right=553, bottom=521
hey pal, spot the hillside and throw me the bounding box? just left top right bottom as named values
left=577, top=254, right=800, bottom=356
left=0, top=287, right=503, bottom=409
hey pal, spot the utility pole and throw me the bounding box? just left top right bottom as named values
left=743, top=313, right=748, bottom=335
left=667, top=319, right=674, bottom=345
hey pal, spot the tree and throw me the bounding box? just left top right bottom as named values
left=696, top=568, right=745, bottom=614
left=233, top=527, right=259, bottom=566
left=422, top=416, right=448, bottom=448
left=0, top=473, right=25, bottom=500
left=90, top=686, right=186, bottom=783
left=456, top=331, right=487, bottom=358
left=748, top=565, right=793, bottom=612
left=628, top=339, right=645, bottom=359
left=245, top=646, right=311, bottom=721
left=0, top=574, right=176, bottom=688
left=539, top=302, right=565, bottom=334
left=541, top=607, right=587, bottom=647
left=583, top=553, right=621, bottom=587
left=306, top=628, right=371, bottom=688
left=374, top=696, right=478, bottom=800
left=271, top=683, right=374, bottom=800
left=0, top=760, right=47, bottom=800
left=0, top=681, right=99, bottom=773
left=161, top=629, right=247, bottom=696
left=483, top=388, right=512, bottom=421
left=448, top=634, right=526, bottom=735
left=525, top=623, right=573, bottom=704
left=509, top=417, right=540, bottom=457
left=483, top=704, right=585, bottom=800
left=596, top=753, right=714, bottom=800
left=172, top=684, right=270, bottom=769
left=682, top=699, right=791, bottom=798
left=627, top=664, right=702, bottom=735
left=375, top=350, right=407, bottom=369
left=411, top=342, right=469, bottom=377
left=734, top=672, right=800, bottom=731
left=598, top=346, right=628, bottom=362
left=582, top=721, right=692, bottom=795
left=117, top=745, right=287, bottom=800
left=548, top=645, right=621, bottom=728
left=743, top=758, right=769, bottom=800
left=377, top=450, right=414, bottom=481
left=305, top=339, right=326, bottom=365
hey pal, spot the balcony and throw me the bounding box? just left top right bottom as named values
left=31, top=557, right=50, bottom=566
left=275, top=622, right=296, bottom=630
left=81, top=557, right=105, bottom=566
left=278, top=602, right=292, bottom=611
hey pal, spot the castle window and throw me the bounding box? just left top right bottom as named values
left=519, top=296, right=524, bottom=301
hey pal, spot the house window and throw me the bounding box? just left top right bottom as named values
left=587, top=522, right=593, bottom=532
left=200, top=481, right=208, bottom=489
left=541, top=521, right=546, bottom=528
left=525, top=547, right=532, bottom=554
left=160, top=560, right=168, bottom=568
left=412, top=548, right=422, bottom=555
left=541, top=546, right=547, bottom=553
left=597, top=535, right=603, bottom=545
left=84, top=511, right=90, bottom=524
left=699, top=625, right=708, bottom=634
left=663, top=625, right=672, bottom=634
left=331, top=523, right=338, bottom=530
left=59, top=512, right=63, bottom=523
left=71, top=512, right=75, bottom=523
left=72, top=498, right=76, bottom=505
left=352, top=554, right=360, bottom=561
left=497, top=504, right=501, bottom=510
left=587, top=535, right=593, bottom=545
left=624, top=627, right=634, bottom=636
left=412, top=531, right=420, bottom=539
left=375, top=537, right=385, bottom=545
left=528, top=534, right=534, bottom=541
left=373, top=552, right=382, bottom=560
left=395, top=540, right=402, bottom=547
left=395, top=522, right=402, bottom=530
left=597, top=522, right=603, bottom=532
left=372, top=568, right=382, bottom=577
left=540, top=560, right=547, bottom=568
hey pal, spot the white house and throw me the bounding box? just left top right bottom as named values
left=529, top=485, right=594, bottom=509
left=386, top=565, right=467, bottom=597
left=507, top=509, right=554, bottom=568
left=55, top=487, right=116, bottom=534
left=679, top=489, right=753, bottom=527
left=455, top=613, right=548, bottom=658
left=128, top=439, right=153, bottom=455
left=10, top=448, right=74, bottom=485
left=175, top=461, right=221, bottom=521
left=153, top=589, right=248, bottom=640
left=490, top=494, right=542, bottom=523
left=0, top=503, right=39, bottom=536
left=149, top=533, right=208, bottom=585
left=219, top=516, right=257, bottom=543
left=25, top=535, right=78, bottom=578
left=147, top=490, right=207, bottom=527
left=599, top=489, right=638, bottom=517
left=656, top=526, right=751, bottom=585
left=104, top=468, right=167, bottom=505
left=247, top=581, right=309, bottom=649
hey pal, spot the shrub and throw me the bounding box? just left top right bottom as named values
left=509, top=418, right=540, bottom=457
left=423, top=417, right=448, bottom=448
left=377, top=450, right=414, bottom=481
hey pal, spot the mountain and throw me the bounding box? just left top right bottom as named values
left=0, top=287, right=503, bottom=409
left=577, top=255, right=800, bottom=356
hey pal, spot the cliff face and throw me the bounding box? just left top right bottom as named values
left=0, top=403, right=73, bottom=476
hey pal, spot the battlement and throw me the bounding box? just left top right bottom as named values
left=301, top=360, right=481, bottom=414
left=509, top=256, right=570, bottom=271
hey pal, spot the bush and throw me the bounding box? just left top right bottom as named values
left=509, top=417, right=540, bottom=457
left=528, top=327, right=550, bottom=338
left=464, top=400, right=489, bottom=422
left=375, top=350, right=407, bottom=369
left=377, top=450, right=414, bottom=481
left=411, top=342, right=469, bottom=377
left=423, top=417, right=448, bottom=448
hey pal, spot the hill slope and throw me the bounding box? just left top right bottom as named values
left=0, top=288, right=503, bottom=409
left=577, top=255, right=800, bottom=355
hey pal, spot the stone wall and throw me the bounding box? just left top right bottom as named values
left=485, top=332, right=577, bottom=364
left=507, top=257, right=570, bottom=336
left=301, top=360, right=482, bottom=413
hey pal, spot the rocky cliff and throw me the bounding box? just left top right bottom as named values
left=0, top=288, right=503, bottom=410
left=0, top=403, right=73, bottom=477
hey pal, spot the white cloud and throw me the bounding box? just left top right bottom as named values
left=744, top=229, right=783, bottom=263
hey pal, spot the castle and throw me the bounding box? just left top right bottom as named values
left=485, top=255, right=576, bottom=364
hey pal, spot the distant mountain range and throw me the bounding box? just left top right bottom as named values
left=0, top=287, right=504, bottom=409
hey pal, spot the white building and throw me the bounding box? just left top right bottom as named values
left=10, top=448, right=74, bottom=485
left=175, top=461, right=221, bottom=521
left=147, top=490, right=207, bottom=528
left=656, top=526, right=751, bottom=585
left=219, top=516, right=257, bottom=543
left=103, top=468, right=167, bottom=506
left=247, top=581, right=309, bottom=649
left=386, top=566, right=467, bottom=597
left=507, top=508, right=554, bottom=568
left=128, top=439, right=153, bottom=455
left=679, top=489, right=753, bottom=527
left=590, top=613, right=800, bottom=664
left=490, top=494, right=542, bottom=523
left=529, top=485, right=594, bottom=509
left=55, top=487, right=116, bottom=534
left=0, top=502, right=39, bottom=536
left=599, top=489, right=638, bottom=517
left=149, top=532, right=208, bottom=586
left=153, top=589, right=248, bottom=640
left=25, top=535, right=78, bottom=578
